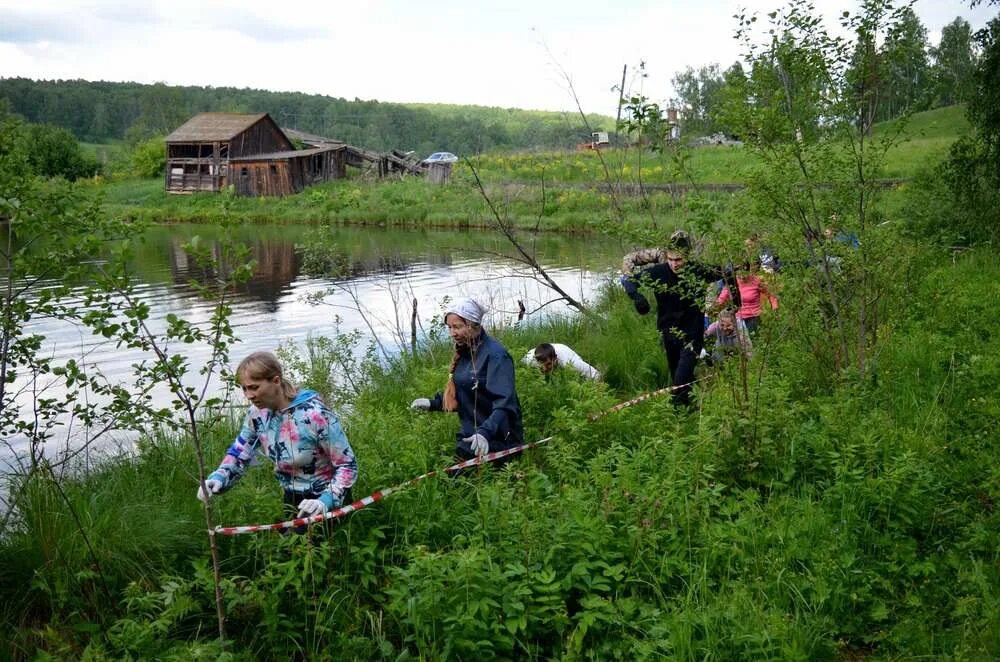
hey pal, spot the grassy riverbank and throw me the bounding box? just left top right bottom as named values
left=2, top=245, right=998, bottom=659
left=95, top=106, right=967, bottom=231
left=98, top=173, right=712, bottom=231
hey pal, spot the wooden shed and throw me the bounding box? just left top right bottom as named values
left=229, top=145, right=346, bottom=197
left=164, top=112, right=345, bottom=196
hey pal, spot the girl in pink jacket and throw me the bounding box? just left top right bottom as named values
left=716, top=264, right=777, bottom=333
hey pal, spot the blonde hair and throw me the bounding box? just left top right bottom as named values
left=236, top=351, right=298, bottom=400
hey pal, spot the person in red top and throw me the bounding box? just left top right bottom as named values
left=716, top=261, right=778, bottom=333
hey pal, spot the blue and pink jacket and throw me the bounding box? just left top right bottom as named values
left=208, top=389, right=358, bottom=510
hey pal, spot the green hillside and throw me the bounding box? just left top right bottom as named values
left=0, top=77, right=613, bottom=156
left=468, top=105, right=973, bottom=185
left=876, top=105, right=971, bottom=179
left=874, top=104, right=971, bottom=140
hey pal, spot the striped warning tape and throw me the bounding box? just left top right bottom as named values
left=213, top=437, right=553, bottom=535
left=214, top=378, right=699, bottom=535
left=587, top=378, right=702, bottom=420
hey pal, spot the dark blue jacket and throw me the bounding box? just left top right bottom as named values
left=430, top=331, right=523, bottom=448
left=624, top=261, right=740, bottom=350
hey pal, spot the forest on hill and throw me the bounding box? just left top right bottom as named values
left=0, top=77, right=613, bottom=156
left=0, top=7, right=980, bottom=166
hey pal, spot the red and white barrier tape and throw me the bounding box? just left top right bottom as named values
left=214, top=377, right=701, bottom=535
left=587, top=377, right=703, bottom=420
left=214, top=437, right=553, bottom=535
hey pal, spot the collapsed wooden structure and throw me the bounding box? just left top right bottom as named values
left=284, top=128, right=428, bottom=179
left=164, top=113, right=348, bottom=196
left=163, top=114, right=436, bottom=196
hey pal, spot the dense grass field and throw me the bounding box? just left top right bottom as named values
left=1, top=247, right=997, bottom=658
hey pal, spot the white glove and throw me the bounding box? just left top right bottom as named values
left=296, top=498, right=328, bottom=519
left=197, top=478, right=223, bottom=503
left=410, top=398, right=431, bottom=411
left=464, top=433, right=490, bottom=457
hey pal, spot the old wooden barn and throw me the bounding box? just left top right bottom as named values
left=164, top=112, right=346, bottom=196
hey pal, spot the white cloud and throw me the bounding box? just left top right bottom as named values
left=0, top=0, right=994, bottom=115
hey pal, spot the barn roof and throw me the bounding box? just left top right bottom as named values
left=165, top=112, right=272, bottom=142
left=282, top=127, right=346, bottom=148
left=229, top=145, right=345, bottom=162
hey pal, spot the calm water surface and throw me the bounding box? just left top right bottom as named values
left=6, top=222, right=625, bottom=468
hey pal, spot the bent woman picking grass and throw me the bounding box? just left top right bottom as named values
left=197, top=351, right=357, bottom=530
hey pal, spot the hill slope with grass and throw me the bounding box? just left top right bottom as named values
left=469, top=104, right=972, bottom=186
left=876, top=105, right=971, bottom=178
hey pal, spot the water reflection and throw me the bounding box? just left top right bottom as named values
left=5, top=223, right=624, bottom=469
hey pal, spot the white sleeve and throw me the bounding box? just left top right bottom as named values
left=555, top=345, right=601, bottom=380
left=521, top=349, right=536, bottom=367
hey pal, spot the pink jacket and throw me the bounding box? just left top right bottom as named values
left=717, top=275, right=777, bottom=319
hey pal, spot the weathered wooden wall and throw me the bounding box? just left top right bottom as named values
left=292, top=149, right=347, bottom=187
left=166, top=142, right=224, bottom=193
left=226, top=148, right=346, bottom=197
left=227, top=161, right=295, bottom=197
left=228, top=118, right=293, bottom=157
left=166, top=166, right=221, bottom=193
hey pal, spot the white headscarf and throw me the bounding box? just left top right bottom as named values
left=445, top=298, right=486, bottom=324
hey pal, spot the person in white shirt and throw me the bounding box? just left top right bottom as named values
left=522, top=343, right=601, bottom=380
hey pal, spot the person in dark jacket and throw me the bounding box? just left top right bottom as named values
left=410, top=298, right=524, bottom=463
left=622, top=231, right=740, bottom=406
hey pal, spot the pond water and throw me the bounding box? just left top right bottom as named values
left=5, top=222, right=627, bottom=469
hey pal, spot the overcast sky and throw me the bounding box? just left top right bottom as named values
left=1, top=0, right=994, bottom=116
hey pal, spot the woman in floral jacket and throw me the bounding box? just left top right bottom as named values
left=196, top=351, right=358, bottom=524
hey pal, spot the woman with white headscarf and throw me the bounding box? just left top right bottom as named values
left=410, top=298, right=524, bottom=461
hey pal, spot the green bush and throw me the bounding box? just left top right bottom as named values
left=130, top=135, right=166, bottom=179
left=20, top=122, right=99, bottom=181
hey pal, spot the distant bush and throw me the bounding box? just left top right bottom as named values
left=899, top=140, right=1000, bottom=247
left=20, top=123, right=99, bottom=181
left=941, top=134, right=1000, bottom=245
left=129, top=135, right=166, bottom=179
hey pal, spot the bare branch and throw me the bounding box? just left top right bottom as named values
left=465, top=160, right=588, bottom=314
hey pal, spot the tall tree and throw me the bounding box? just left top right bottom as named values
left=879, top=5, right=931, bottom=120
left=941, top=6, right=1000, bottom=245
left=670, top=64, right=727, bottom=136
left=931, top=17, right=977, bottom=106
left=847, top=19, right=883, bottom=135
left=718, top=0, right=917, bottom=382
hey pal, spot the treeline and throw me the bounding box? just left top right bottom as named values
left=0, top=78, right=612, bottom=155
left=671, top=12, right=980, bottom=136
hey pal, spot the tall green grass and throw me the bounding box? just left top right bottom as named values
left=2, top=246, right=998, bottom=659
left=98, top=174, right=718, bottom=231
